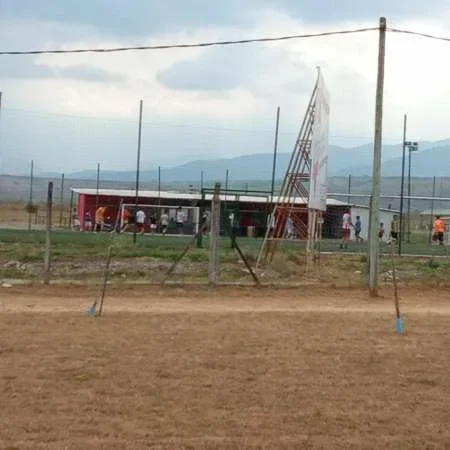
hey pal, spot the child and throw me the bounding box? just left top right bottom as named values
left=354, top=216, right=363, bottom=243
left=378, top=222, right=385, bottom=241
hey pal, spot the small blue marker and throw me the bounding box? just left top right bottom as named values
left=395, top=316, right=404, bottom=335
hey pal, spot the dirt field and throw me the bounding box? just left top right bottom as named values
left=2, top=285, right=450, bottom=449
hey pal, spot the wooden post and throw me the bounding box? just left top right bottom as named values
left=59, top=173, right=65, bottom=227
left=68, top=190, right=74, bottom=229
left=306, top=209, right=317, bottom=269
left=44, top=181, right=53, bottom=285
left=208, top=182, right=221, bottom=285
left=28, top=160, right=34, bottom=231
left=368, top=17, right=387, bottom=297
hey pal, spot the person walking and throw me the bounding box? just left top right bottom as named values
left=432, top=215, right=445, bottom=246
left=354, top=215, right=363, bottom=243
left=388, top=215, right=400, bottom=245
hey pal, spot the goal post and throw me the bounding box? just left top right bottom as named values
left=120, top=203, right=200, bottom=235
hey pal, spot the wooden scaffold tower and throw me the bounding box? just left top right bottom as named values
left=257, top=70, right=326, bottom=268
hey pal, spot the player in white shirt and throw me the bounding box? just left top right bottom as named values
left=340, top=211, right=353, bottom=249
left=175, top=207, right=185, bottom=234
left=160, top=211, right=169, bottom=235
left=136, top=209, right=146, bottom=234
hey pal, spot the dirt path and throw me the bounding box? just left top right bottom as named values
left=2, top=284, right=450, bottom=314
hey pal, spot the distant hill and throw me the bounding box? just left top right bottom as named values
left=65, top=140, right=449, bottom=182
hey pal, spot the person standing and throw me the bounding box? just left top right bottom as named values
left=135, top=208, right=146, bottom=234
left=354, top=215, right=363, bottom=243
left=388, top=215, right=400, bottom=245
left=71, top=207, right=80, bottom=231
left=175, top=206, right=185, bottom=234
left=120, top=208, right=130, bottom=233
left=94, top=206, right=107, bottom=233
left=200, top=210, right=209, bottom=235
left=378, top=222, right=385, bottom=241
left=432, top=215, right=445, bottom=246
left=160, top=210, right=169, bottom=235
left=286, top=216, right=294, bottom=239
left=340, top=210, right=352, bottom=249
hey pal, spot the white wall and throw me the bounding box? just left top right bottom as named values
left=349, top=207, right=396, bottom=241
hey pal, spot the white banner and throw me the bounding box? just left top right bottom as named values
left=309, top=71, right=330, bottom=212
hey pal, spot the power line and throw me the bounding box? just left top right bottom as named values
left=0, top=26, right=448, bottom=57
left=0, top=27, right=378, bottom=55
left=388, top=27, right=450, bottom=42
left=2, top=106, right=398, bottom=141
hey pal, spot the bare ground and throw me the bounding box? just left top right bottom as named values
left=1, top=285, right=450, bottom=449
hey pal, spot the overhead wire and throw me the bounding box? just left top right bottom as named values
left=0, top=27, right=379, bottom=55
left=387, top=27, right=450, bottom=42
left=0, top=26, right=449, bottom=56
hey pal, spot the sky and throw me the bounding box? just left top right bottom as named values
left=1, top=0, right=450, bottom=173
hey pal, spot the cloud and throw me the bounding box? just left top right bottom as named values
left=0, top=0, right=261, bottom=37
left=0, top=59, right=126, bottom=82
left=1, top=2, right=450, bottom=174
left=2, top=0, right=449, bottom=38
left=271, top=0, right=450, bottom=22
left=156, top=45, right=312, bottom=94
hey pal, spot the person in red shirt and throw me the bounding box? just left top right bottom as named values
left=121, top=208, right=130, bottom=233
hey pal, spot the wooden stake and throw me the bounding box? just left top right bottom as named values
left=43, top=181, right=53, bottom=285
left=208, top=183, right=221, bottom=285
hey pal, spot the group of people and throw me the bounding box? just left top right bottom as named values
left=340, top=211, right=446, bottom=247
left=76, top=205, right=189, bottom=235
left=118, top=206, right=186, bottom=235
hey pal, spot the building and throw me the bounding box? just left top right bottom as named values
left=70, top=187, right=395, bottom=239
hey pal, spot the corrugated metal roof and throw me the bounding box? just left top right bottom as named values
left=351, top=204, right=400, bottom=213
left=70, top=187, right=349, bottom=206
left=420, top=209, right=450, bottom=216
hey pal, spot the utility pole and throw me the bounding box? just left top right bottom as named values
left=133, top=99, right=144, bottom=245
left=398, top=114, right=407, bottom=256
left=368, top=17, right=387, bottom=297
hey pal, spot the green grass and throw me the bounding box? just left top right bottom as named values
left=0, top=229, right=448, bottom=263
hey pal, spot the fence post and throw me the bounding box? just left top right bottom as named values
left=59, top=173, right=65, bottom=227
left=208, top=182, right=221, bottom=285
left=44, top=182, right=53, bottom=285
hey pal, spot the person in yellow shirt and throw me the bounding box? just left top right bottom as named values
left=94, top=206, right=107, bottom=233
left=432, top=215, right=445, bottom=246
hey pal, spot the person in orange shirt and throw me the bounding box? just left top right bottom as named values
left=94, top=206, right=107, bottom=232
left=432, top=215, right=445, bottom=246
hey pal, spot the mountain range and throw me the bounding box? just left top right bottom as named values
left=62, top=139, right=450, bottom=182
